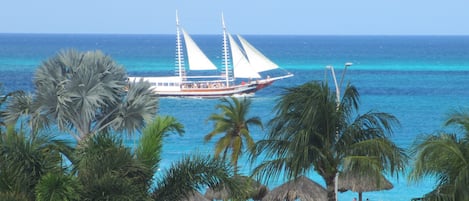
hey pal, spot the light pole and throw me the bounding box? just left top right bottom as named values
left=326, top=62, right=352, bottom=201
left=326, top=62, right=353, bottom=105
left=326, top=65, right=340, bottom=104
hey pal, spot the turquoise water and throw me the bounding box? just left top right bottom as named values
left=2, top=34, right=469, bottom=201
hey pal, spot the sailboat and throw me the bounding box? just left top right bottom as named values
left=128, top=12, right=293, bottom=98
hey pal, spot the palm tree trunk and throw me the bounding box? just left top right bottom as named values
left=325, top=176, right=337, bottom=201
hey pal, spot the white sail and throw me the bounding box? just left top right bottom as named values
left=181, top=28, right=217, bottom=70
left=228, top=33, right=261, bottom=79
left=237, top=35, right=279, bottom=73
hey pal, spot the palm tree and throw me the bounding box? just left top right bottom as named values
left=204, top=97, right=263, bottom=173
left=135, top=115, right=184, bottom=191
left=152, top=154, right=249, bottom=201
left=139, top=115, right=250, bottom=201
left=2, top=49, right=158, bottom=142
left=0, top=125, right=73, bottom=201
left=0, top=84, right=26, bottom=133
left=35, top=173, right=81, bottom=201
left=73, top=115, right=247, bottom=201
left=251, top=81, right=407, bottom=201
left=1, top=91, right=45, bottom=136
left=74, top=131, right=151, bottom=201
left=409, top=110, right=469, bottom=201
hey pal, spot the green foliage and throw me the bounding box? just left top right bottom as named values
left=81, top=172, right=147, bottom=201
left=74, top=132, right=150, bottom=201
left=136, top=116, right=184, bottom=187
left=0, top=125, right=73, bottom=200
left=35, top=173, right=81, bottom=201
left=409, top=110, right=469, bottom=201
left=73, top=117, right=185, bottom=201
left=1, top=50, right=255, bottom=200
left=152, top=154, right=248, bottom=201
left=205, top=97, right=263, bottom=173
left=0, top=86, right=29, bottom=134
left=252, top=81, right=407, bottom=201
left=0, top=191, right=30, bottom=201
left=1, top=100, right=229, bottom=201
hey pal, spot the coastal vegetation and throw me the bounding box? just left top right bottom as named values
left=0, top=125, right=72, bottom=200
left=0, top=83, right=23, bottom=130
left=1, top=49, right=158, bottom=142
left=204, top=97, right=263, bottom=174
left=1, top=49, right=468, bottom=201
left=0, top=115, right=246, bottom=201
left=409, top=110, right=469, bottom=201
left=204, top=97, right=266, bottom=200
left=250, top=82, right=408, bottom=201
left=0, top=50, right=249, bottom=201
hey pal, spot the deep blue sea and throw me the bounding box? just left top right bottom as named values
left=2, top=34, right=469, bottom=201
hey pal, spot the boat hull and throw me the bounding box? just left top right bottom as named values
left=153, top=84, right=258, bottom=98
left=128, top=76, right=259, bottom=98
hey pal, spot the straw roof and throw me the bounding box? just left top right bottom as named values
left=204, top=185, right=230, bottom=200
left=261, top=176, right=327, bottom=201
left=180, top=191, right=210, bottom=201
left=338, top=172, right=393, bottom=193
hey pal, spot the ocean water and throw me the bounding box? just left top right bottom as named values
left=2, top=33, right=469, bottom=201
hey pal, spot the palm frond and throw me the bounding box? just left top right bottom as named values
left=35, top=173, right=81, bottom=201
left=106, top=80, right=159, bottom=136
left=0, top=127, right=71, bottom=200
left=152, top=154, right=248, bottom=201
left=75, top=132, right=150, bottom=200
left=409, top=133, right=465, bottom=183
left=136, top=116, right=184, bottom=179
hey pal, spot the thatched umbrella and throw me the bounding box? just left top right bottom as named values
left=204, top=175, right=268, bottom=201
left=180, top=191, right=210, bottom=201
left=338, top=172, right=393, bottom=201
left=204, top=185, right=230, bottom=200
left=261, top=176, right=327, bottom=201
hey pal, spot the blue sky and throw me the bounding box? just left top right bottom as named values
left=1, top=0, right=468, bottom=35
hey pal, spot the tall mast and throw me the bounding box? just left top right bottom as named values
left=222, top=13, right=230, bottom=87
left=175, top=10, right=184, bottom=80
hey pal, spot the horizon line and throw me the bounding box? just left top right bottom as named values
left=1, top=32, right=469, bottom=37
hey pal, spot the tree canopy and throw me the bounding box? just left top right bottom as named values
left=252, top=81, right=408, bottom=201
left=2, top=49, right=158, bottom=142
